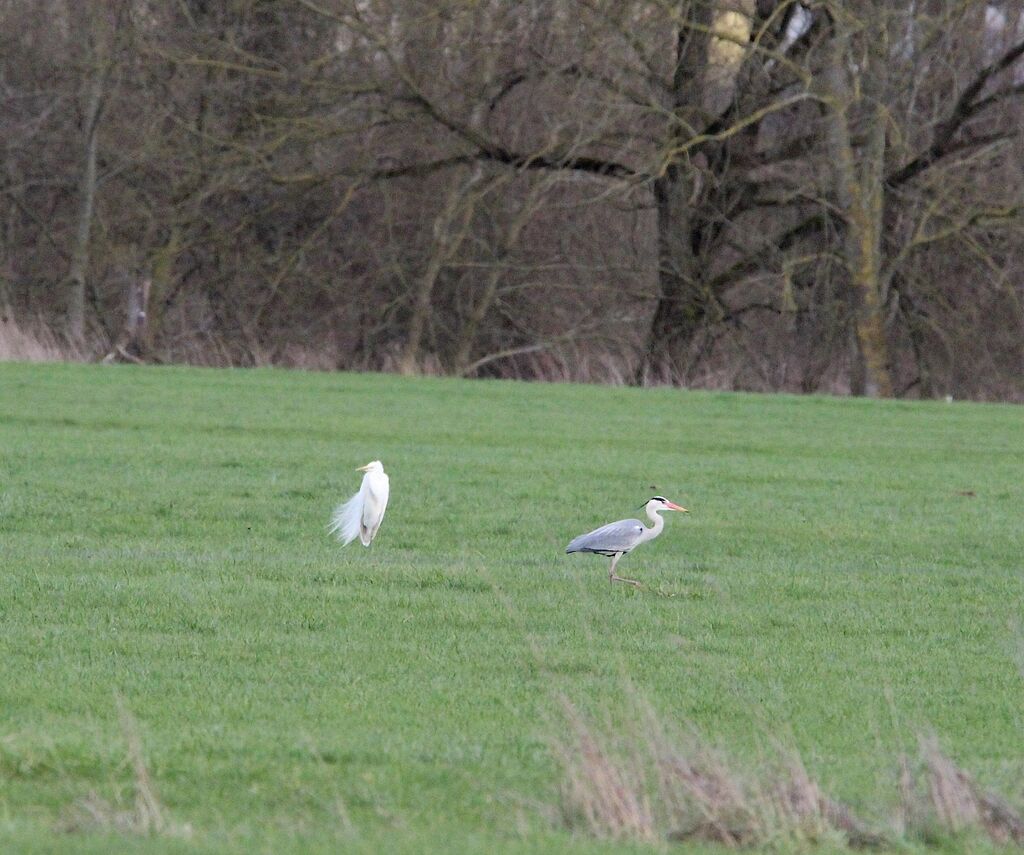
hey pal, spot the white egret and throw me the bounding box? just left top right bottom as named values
left=328, top=461, right=390, bottom=546
left=565, top=496, right=688, bottom=586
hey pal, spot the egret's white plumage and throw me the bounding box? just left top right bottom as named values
left=329, top=460, right=389, bottom=546
left=566, top=496, right=687, bottom=585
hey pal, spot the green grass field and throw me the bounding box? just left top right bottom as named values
left=2, top=362, right=1023, bottom=853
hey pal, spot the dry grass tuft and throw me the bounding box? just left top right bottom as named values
left=0, top=312, right=82, bottom=363
left=57, top=699, right=190, bottom=838
left=554, top=701, right=656, bottom=842
left=555, top=699, right=1024, bottom=850
left=901, top=733, right=1024, bottom=846
left=552, top=696, right=886, bottom=850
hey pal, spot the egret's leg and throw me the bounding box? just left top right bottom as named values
left=609, top=553, right=641, bottom=587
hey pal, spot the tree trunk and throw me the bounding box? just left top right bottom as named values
left=634, top=6, right=714, bottom=386
left=636, top=166, right=705, bottom=385
left=452, top=188, right=535, bottom=375
left=66, top=62, right=106, bottom=343
left=400, top=245, right=446, bottom=375
left=399, top=176, right=479, bottom=375
left=850, top=110, right=893, bottom=398
left=145, top=228, right=180, bottom=356
left=453, top=258, right=505, bottom=376
left=103, top=277, right=150, bottom=363
left=822, top=29, right=894, bottom=398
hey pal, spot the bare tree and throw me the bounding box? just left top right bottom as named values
left=2, top=0, right=1023, bottom=399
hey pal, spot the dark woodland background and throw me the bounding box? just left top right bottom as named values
left=2, top=1, right=1023, bottom=399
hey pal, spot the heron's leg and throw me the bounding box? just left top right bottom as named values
left=609, top=553, right=641, bottom=587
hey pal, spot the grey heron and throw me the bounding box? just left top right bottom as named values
left=565, top=496, right=688, bottom=586
left=328, top=461, right=390, bottom=546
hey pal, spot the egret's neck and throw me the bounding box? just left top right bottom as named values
left=640, top=506, right=665, bottom=542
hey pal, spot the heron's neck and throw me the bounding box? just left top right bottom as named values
left=640, top=506, right=665, bottom=542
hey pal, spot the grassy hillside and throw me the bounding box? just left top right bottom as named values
left=1, top=362, right=1022, bottom=853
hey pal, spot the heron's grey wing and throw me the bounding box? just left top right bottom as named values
left=565, top=518, right=645, bottom=554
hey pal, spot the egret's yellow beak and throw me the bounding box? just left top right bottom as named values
left=356, top=463, right=372, bottom=472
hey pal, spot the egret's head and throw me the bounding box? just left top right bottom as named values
left=357, top=460, right=384, bottom=473
left=646, top=496, right=687, bottom=513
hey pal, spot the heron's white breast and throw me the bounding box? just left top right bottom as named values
left=361, top=471, right=390, bottom=525
left=364, top=471, right=389, bottom=501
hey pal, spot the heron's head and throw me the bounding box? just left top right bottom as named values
left=357, top=460, right=384, bottom=473
left=646, top=496, right=688, bottom=513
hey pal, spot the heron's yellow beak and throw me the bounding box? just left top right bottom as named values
left=666, top=501, right=688, bottom=512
